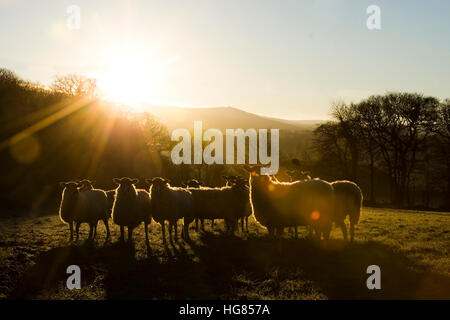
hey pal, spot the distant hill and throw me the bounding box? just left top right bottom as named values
left=142, top=105, right=326, bottom=131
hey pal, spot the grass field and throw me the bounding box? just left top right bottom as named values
left=0, top=207, right=449, bottom=300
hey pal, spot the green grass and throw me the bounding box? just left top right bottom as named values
left=0, top=207, right=449, bottom=299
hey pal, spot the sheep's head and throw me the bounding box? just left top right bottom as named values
left=77, top=179, right=94, bottom=191
left=60, top=181, right=79, bottom=195
left=113, top=177, right=139, bottom=194
left=224, top=175, right=247, bottom=186
left=146, top=177, right=170, bottom=192
left=186, top=179, right=201, bottom=188
left=226, top=176, right=249, bottom=191
left=223, top=175, right=235, bottom=183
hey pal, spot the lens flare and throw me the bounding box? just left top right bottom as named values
left=311, top=211, right=320, bottom=220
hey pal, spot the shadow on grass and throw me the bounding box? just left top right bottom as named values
left=9, top=233, right=450, bottom=299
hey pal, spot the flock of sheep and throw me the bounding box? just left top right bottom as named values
left=59, top=165, right=363, bottom=245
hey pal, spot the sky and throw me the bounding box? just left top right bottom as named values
left=1, top=0, right=449, bottom=120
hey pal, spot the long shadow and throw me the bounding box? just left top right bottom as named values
left=9, top=234, right=450, bottom=299
left=187, top=232, right=450, bottom=299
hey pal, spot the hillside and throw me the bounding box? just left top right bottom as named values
left=143, top=105, right=326, bottom=131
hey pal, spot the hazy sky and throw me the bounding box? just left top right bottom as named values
left=1, top=0, right=449, bottom=119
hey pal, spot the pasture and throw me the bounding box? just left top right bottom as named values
left=0, top=207, right=449, bottom=300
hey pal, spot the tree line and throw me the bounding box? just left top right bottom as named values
left=312, top=93, right=450, bottom=209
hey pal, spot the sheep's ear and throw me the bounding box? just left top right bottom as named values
left=60, top=182, right=67, bottom=187
left=165, top=179, right=171, bottom=184
left=113, top=178, right=120, bottom=185
left=145, top=178, right=154, bottom=185
left=131, top=178, right=139, bottom=184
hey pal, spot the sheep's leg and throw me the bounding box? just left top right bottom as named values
left=174, top=221, right=178, bottom=241
left=267, top=226, right=275, bottom=237
left=128, top=227, right=134, bottom=242
left=181, top=222, right=185, bottom=239
left=161, top=221, right=166, bottom=243
left=195, top=218, right=199, bottom=232
left=211, top=219, right=215, bottom=228
left=103, top=219, right=110, bottom=240
left=294, top=226, right=298, bottom=239
left=120, top=226, right=125, bottom=242
left=324, top=229, right=331, bottom=242
left=245, top=216, right=249, bottom=232
left=75, top=223, right=80, bottom=242
left=88, top=223, right=94, bottom=241
left=240, top=218, right=244, bottom=233
left=350, top=223, right=355, bottom=242
left=201, top=219, right=205, bottom=232
left=92, top=221, right=98, bottom=240
left=276, top=227, right=283, bottom=237
left=314, top=227, right=321, bottom=240
left=169, top=222, right=173, bottom=242
left=183, top=222, right=190, bottom=241
left=227, top=220, right=233, bottom=234
left=308, top=225, right=313, bottom=237
left=69, top=222, right=74, bottom=242
left=232, top=219, right=238, bottom=234
left=338, top=221, right=348, bottom=241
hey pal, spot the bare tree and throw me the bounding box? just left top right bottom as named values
left=51, top=74, right=97, bottom=98
left=355, top=93, right=439, bottom=206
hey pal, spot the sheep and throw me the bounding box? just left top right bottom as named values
left=59, top=181, right=109, bottom=242
left=244, top=165, right=334, bottom=240
left=184, top=178, right=248, bottom=234
left=146, top=177, right=194, bottom=242
left=183, top=179, right=213, bottom=232
left=77, top=179, right=112, bottom=239
left=78, top=180, right=115, bottom=213
left=330, top=180, right=363, bottom=241
left=111, top=177, right=152, bottom=243
left=223, top=175, right=252, bottom=233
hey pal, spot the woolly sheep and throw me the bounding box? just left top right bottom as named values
left=184, top=179, right=213, bottom=232
left=77, top=179, right=112, bottom=239
left=223, top=175, right=252, bottom=232
left=244, top=165, right=333, bottom=240
left=184, top=178, right=247, bottom=234
left=111, top=177, right=152, bottom=243
left=77, top=180, right=116, bottom=216
left=330, top=180, right=363, bottom=241
left=146, top=177, right=194, bottom=242
left=59, top=181, right=109, bottom=241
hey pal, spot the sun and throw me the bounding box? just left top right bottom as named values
left=97, top=48, right=162, bottom=107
